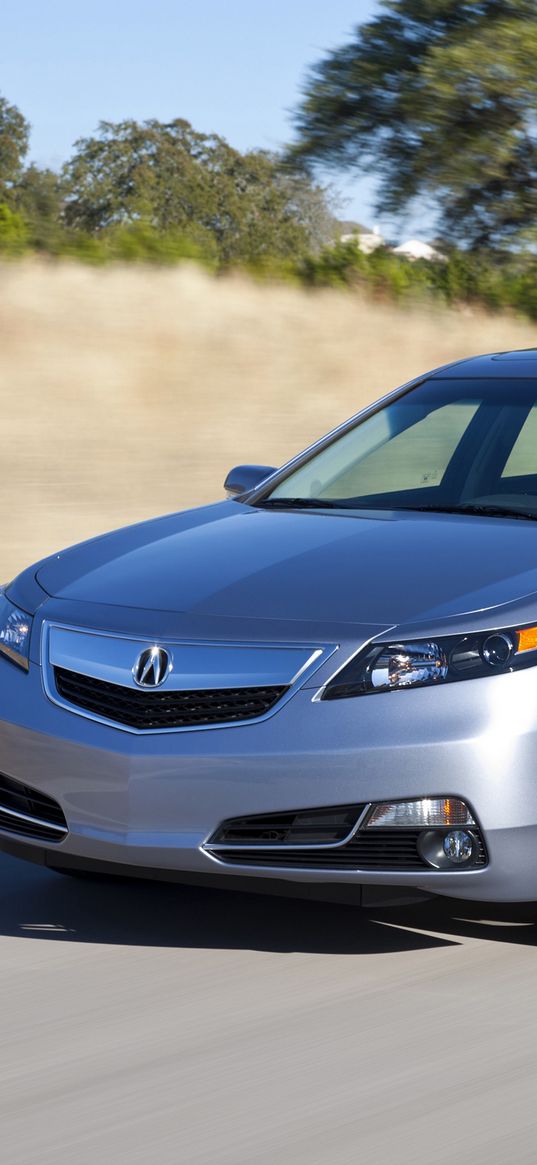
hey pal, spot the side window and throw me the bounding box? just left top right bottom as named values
left=327, top=403, right=479, bottom=498
left=502, top=407, right=537, bottom=478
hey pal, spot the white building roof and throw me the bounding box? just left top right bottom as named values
left=392, top=239, right=445, bottom=262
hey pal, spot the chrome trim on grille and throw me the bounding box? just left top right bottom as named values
left=205, top=830, right=487, bottom=872
left=42, top=622, right=336, bottom=734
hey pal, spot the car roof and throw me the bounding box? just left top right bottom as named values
left=433, top=349, right=537, bottom=379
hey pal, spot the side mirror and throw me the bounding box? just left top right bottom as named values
left=224, top=464, right=277, bottom=497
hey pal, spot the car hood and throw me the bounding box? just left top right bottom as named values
left=35, top=500, right=537, bottom=630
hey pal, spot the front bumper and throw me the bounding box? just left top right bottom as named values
left=2, top=653, right=537, bottom=901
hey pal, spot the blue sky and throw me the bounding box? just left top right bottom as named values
left=1, top=0, right=391, bottom=228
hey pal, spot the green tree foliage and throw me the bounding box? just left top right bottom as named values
left=0, top=93, right=30, bottom=200
left=62, top=119, right=334, bottom=261
left=0, top=204, right=28, bottom=255
left=13, top=165, right=65, bottom=250
left=292, top=1, right=537, bottom=249
left=298, top=237, right=537, bottom=320
left=1, top=88, right=537, bottom=322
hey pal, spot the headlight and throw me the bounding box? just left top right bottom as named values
left=0, top=590, right=32, bottom=671
left=322, top=624, right=537, bottom=699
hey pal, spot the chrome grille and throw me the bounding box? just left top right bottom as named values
left=54, top=667, right=288, bottom=731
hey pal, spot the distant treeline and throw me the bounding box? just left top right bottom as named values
left=2, top=199, right=537, bottom=323
left=298, top=242, right=537, bottom=322
left=0, top=102, right=337, bottom=265
left=1, top=94, right=537, bottom=322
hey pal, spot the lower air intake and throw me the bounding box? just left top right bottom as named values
left=0, top=773, right=67, bottom=842
left=209, top=804, right=367, bottom=847
left=208, top=806, right=487, bottom=872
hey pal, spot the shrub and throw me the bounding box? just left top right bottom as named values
left=0, top=203, right=28, bottom=255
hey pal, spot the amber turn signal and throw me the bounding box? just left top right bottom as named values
left=517, top=626, right=537, bottom=654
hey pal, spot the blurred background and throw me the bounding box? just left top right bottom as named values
left=1, top=264, right=536, bottom=581
left=2, top=7, right=537, bottom=1164
left=1, top=0, right=536, bottom=577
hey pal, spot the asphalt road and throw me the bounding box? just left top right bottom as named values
left=1, top=853, right=537, bottom=1165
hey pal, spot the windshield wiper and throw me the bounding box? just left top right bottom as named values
left=256, top=497, right=353, bottom=510
left=398, top=503, right=537, bottom=522
left=256, top=498, right=537, bottom=521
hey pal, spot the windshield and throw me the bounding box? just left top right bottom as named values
left=260, top=377, right=537, bottom=516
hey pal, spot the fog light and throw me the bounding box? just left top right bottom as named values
left=482, top=633, right=514, bottom=668
left=443, top=830, right=474, bottom=864
left=418, top=828, right=482, bottom=869
left=367, top=798, right=475, bottom=828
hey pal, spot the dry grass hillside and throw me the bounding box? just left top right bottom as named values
left=0, top=259, right=535, bottom=579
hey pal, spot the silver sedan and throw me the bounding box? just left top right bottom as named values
left=2, top=347, right=537, bottom=902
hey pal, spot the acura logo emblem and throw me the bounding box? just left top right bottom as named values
left=133, top=646, right=171, bottom=688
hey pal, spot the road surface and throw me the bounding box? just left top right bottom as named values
left=0, top=851, right=536, bottom=1164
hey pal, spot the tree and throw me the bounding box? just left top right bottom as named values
left=62, top=119, right=336, bottom=260
left=63, top=119, right=211, bottom=233
left=14, top=165, right=65, bottom=250
left=0, top=93, right=29, bottom=201
left=291, top=1, right=537, bottom=249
